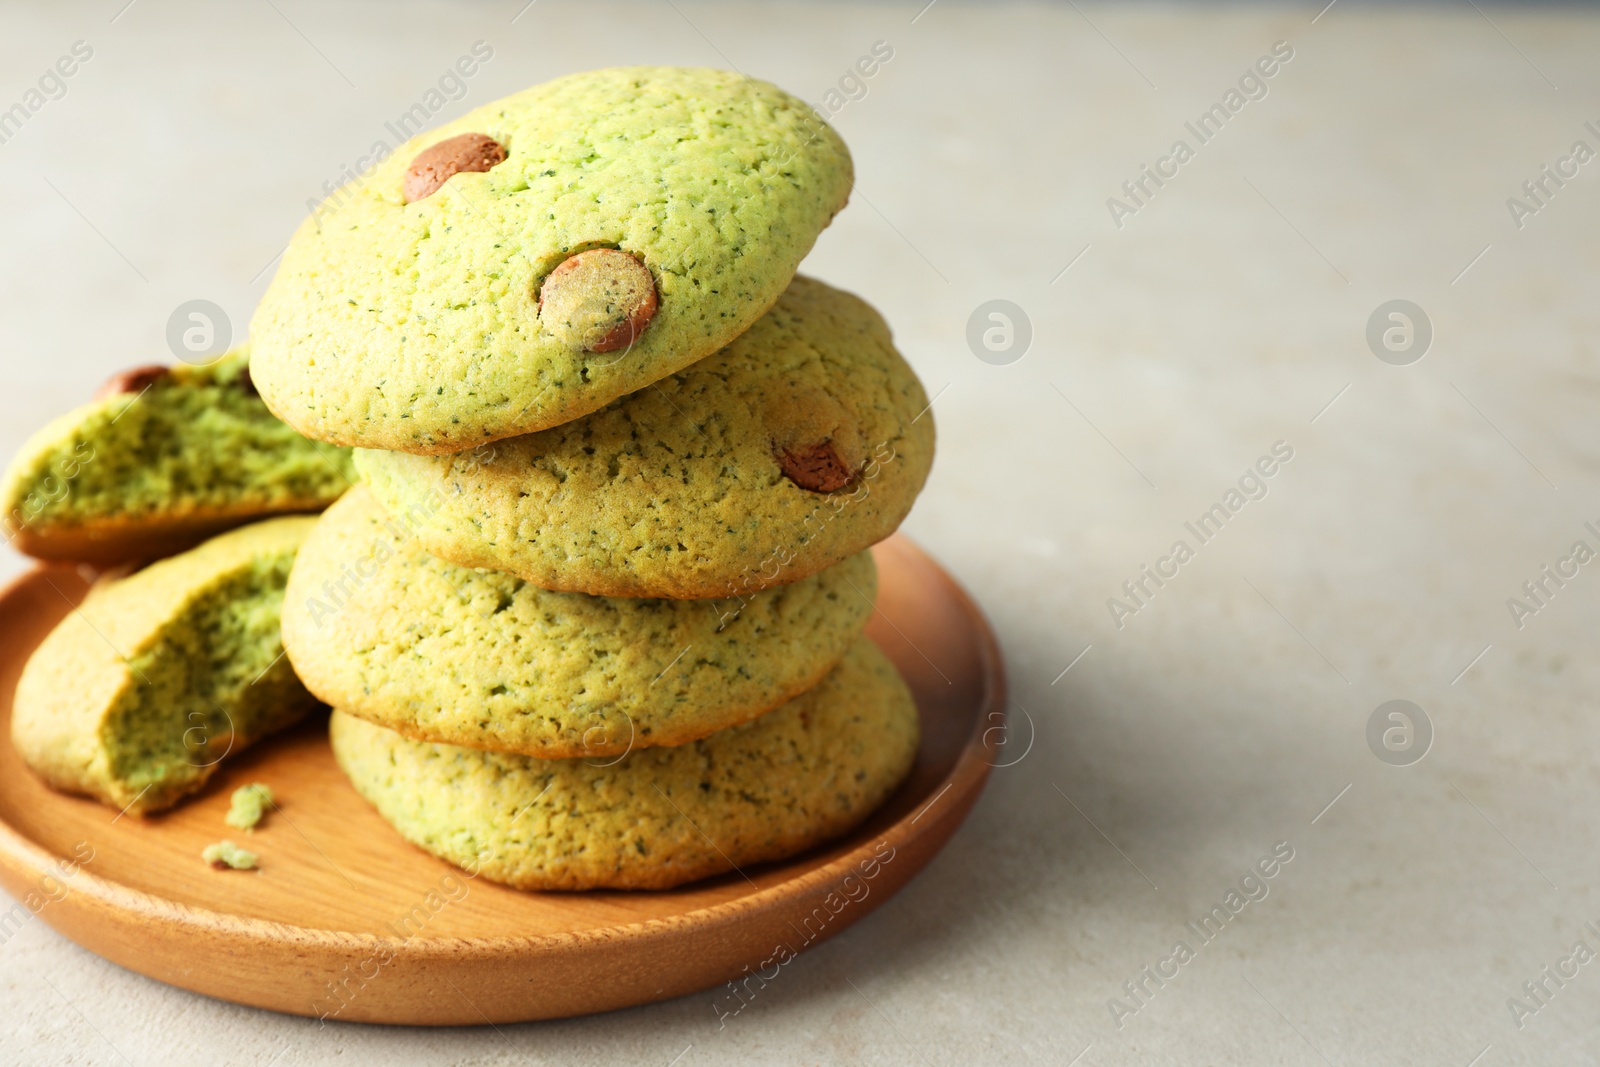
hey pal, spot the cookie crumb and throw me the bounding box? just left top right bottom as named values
left=225, top=783, right=274, bottom=831
left=202, top=840, right=258, bottom=870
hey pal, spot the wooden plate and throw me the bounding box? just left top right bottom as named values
left=0, top=535, right=1003, bottom=1025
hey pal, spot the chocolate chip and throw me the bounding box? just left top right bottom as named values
left=776, top=440, right=856, bottom=493
left=94, top=364, right=170, bottom=401
left=402, top=132, right=507, bottom=203
left=537, top=249, right=659, bottom=353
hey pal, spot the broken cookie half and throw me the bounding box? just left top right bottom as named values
left=12, top=516, right=321, bottom=815
left=0, top=347, right=354, bottom=567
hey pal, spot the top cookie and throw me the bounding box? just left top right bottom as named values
left=249, top=67, right=853, bottom=454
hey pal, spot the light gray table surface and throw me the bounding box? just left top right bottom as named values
left=5, top=2, right=1600, bottom=1064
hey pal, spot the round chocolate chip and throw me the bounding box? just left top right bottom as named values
left=776, top=440, right=856, bottom=493
left=402, top=132, right=507, bottom=203
left=94, top=364, right=170, bottom=401
left=537, top=249, right=659, bottom=353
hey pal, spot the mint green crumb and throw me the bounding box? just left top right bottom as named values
left=225, top=783, right=274, bottom=830
left=203, top=840, right=258, bottom=870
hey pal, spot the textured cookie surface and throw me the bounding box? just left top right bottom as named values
left=250, top=66, right=853, bottom=454
left=330, top=637, right=918, bottom=891
left=0, top=348, right=354, bottom=566
left=12, top=517, right=320, bottom=815
left=283, top=485, right=875, bottom=757
left=356, top=276, right=934, bottom=599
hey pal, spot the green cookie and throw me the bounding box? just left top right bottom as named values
left=0, top=348, right=354, bottom=566
left=329, top=637, right=918, bottom=891
left=356, top=276, right=935, bottom=599
left=250, top=66, right=853, bottom=454
left=282, top=485, right=876, bottom=757
left=12, top=517, right=320, bottom=815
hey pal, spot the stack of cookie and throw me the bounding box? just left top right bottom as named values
left=262, top=67, right=937, bottom=890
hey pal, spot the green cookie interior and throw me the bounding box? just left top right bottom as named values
left=11, top=516, right=320, bottom=814
left=1, top=348, right=354, bottom=563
